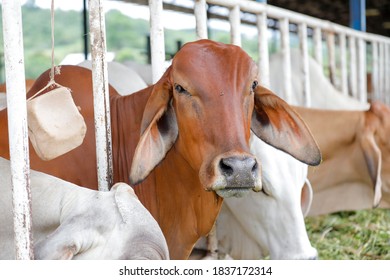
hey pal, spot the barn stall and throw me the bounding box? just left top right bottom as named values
left=1, top=0, right=390, bottom=260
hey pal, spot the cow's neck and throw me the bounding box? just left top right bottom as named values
left=110, top=91, right=149, bottom=185
left=137, top=147, right=223, bottom=259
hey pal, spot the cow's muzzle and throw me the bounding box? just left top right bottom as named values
left=203, top=153, right=262, bottom=198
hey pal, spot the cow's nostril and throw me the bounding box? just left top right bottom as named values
left=251, top=161, right=258, bottom=173
left=219, top=159, right=234, bottom=177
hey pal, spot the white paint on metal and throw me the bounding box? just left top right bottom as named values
left=357, top=38, right=367, bottom=103
left=385, top=44, right=390, bottom=105
left=326, top=32, right=336, bottom=86
left=88, top=0, right=113, bottom=192
left=229, top=5, right=241, bottom=46
left=195, top=0, right=208, bottom=39
left=280, top=17, right=292, bottom=103
left=371, top=41, right=379, bottom=101
left=313, top=27, right=323, bottom=69
left=257, top=12, right=270, bottom=87
left=149, top=0, right=166, bottom=83
left=1, top=0, right=33, bottom=260
left=349, top=36, right=358, bottom=99
left=339, top=33, right=348, bottom=96
left=298, top=22, right=311, bottom=107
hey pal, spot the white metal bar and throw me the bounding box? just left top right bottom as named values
left=280, top=17, right=292, bottom=103
left=371, top=41, right=379, bottom=101
left=229, top=5, right=241, bottom=46
left=88, top=0, right=113, bottom=192
left=378, top=43, right=385, bottom=102
left=385, top=44, right=390, bottom=105
left=194, top=0, right=208, bottom=40
left=349, top=36, right=358, bottom=99
left=339, top=33, right=348, bottom=96
left=2, top=0, right=33, bottom=260
left=149, top=0, right=166, bottom=83
left=257, top=12, right=270, bottom=87
left=313, top=27, right=323, bottom=69
left=298, top=22, right=311, bottom=107
left=326, top=32, right=336, bottom=86
left=357, top=38, right=367, bottom=103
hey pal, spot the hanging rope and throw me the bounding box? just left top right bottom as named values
left=28, top=0, right=64, bottom=101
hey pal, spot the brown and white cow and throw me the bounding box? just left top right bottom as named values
left=0, top=40, right=321, bottom=259
left=294, top=102, right=390, bottom=215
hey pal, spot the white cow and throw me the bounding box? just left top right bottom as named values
left=77, top=60, right=148, bottom=95
left=194, top=134, right=318, bottom=260
left=0, top=157, right=169, bottom=260
left=269, top=49, right=369, bottom=110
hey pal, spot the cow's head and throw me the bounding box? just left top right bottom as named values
left=360, top=101, right=390, bottom=207
left=130, top=39, right=321, bottom=198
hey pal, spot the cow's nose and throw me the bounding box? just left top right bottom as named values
left=219, top=156, right=259, bottom=184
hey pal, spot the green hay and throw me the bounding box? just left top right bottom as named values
left=305, top=209, right=390, bottom=259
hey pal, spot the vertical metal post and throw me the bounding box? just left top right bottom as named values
left=326, top=32, right=336, bottom=86
left=2, top=0, right=34, bottom=259
left=357, top=38, right=367, bottom=103
left=385, top=44, right=390, bottom=105
left=229, top=5, right=241, bottom=46
left=298, top=22, right=311, bottom=107
left=194, top=0, right=208, bottom=40
left=257, top=12, right=270, bottom=87
left=371, top=41, right=379, bottom=101
left=313, top=27, right=323, bottom=69
left=88, top=0, right=113, bottom=192
left=349, top=36, right=358, bottom=98
left=339, top=33, right=348, bottom=96
left=378, top=42, right=386, bottom=101
left=280, top=18, right=292, bottom=103
left=83, top=0, right=88, bottom=60
left=350, top=0, right=366, bottom=31
left=149, top=0, right=166, bottom=83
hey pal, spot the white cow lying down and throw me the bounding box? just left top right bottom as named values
left=194, top=135, right=318, bottom=260
left=0, top=157, right=169, bottom=260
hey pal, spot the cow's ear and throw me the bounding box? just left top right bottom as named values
left=130, top=67, right=178, bottom=185
left=360, top=113, right=382, bottom=208
left=251, top=85, right=321, bottom=166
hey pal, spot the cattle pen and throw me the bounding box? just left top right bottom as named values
left=1, top=0, right=390, bottom=260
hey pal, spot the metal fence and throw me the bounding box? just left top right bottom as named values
left=149, top=0, right=390, bottom=106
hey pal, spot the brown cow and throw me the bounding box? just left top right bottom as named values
left=294, top=102, right=390, bottom=216
left=0, top=40, right=321, bottom=259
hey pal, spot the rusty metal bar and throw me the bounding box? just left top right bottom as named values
left=2, top=0, right=33, bottom=260
left=88, top=0, right=113, bottom=192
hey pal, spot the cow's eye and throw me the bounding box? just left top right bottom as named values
left=251, top=80, right=258, bottom=92
left=175, top=84, right=190, bottom=96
